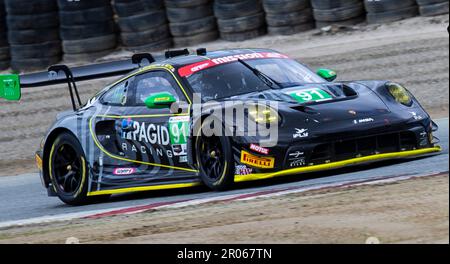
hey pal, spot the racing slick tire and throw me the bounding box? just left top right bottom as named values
left=165, top=0, right=210, bottom=8
left=214, top=0, right=263, bottom=20
left=120, top=25, right=170, bottom=47
left=315, top=15, right=365, bottom=28
left=7, top=28, right=59, bottom=45
left=265, top=9, right=313, bottom=27
left=312, top=2, right=365, bottom=22
left=166, top=4, right=213, bottom=23
left=9, top=41, right=61, bottom=59
left=4, top=0, right=57, bottom=15
left=173, top=30, right=218, bottom=46
left=367, top=5, right=418, bottom=24
left=123, top=38, right=172, bottom=52
left=310, top=0, right=360, bottom=10
left=48, top=132, right=91, bottom=205
left=57, top=0, right=110, bottom=11
left=418, top=1, right=449, bottom=16
left=117, top=10, right=167, bottom=32
left=169, top=16, right=217, bottom=37
left=62, top=34, right=117, bottom=54
left=6, top=12, right=59, bottom=30
left=195, top=123, right=235, bottom=191
left=0, top=47, right=9, bottom=60
left=60, top=21, right=116, bottom=41
left=113, top=0, right=164, bottom=17
left=217, top=13, right=265, bottom=33
left=63, top=49, right=115, bottom=62
left=262, top=0, right=310, bottom=14
left=10, top=56, right=60, bottom=72
left=416, top=0, right=447, bottom=5
left=59, top=6, right=114, bottom=26
left=363, top=0, right=416, bottom=13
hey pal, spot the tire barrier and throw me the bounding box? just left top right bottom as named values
left=214, top=0, right=266, bottom=42
left=263, top=0, right=314, bottom=35
left=114, top=0, right=172, bottom=52
left=5, top=0, right=61, bottom=72
left=311, top=0, right=366, bottom=28
left=166, top=0, right=218, bottom=47
left=0, top=0, right=9, bottom=70
left=59, top=0, right=117, bottom=62
left=364, top=0, right=418, bottom=24
left=416, top=0, right=449, bottom=16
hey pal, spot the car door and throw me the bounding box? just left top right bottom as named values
left=117, top=69, right=193, bottom=177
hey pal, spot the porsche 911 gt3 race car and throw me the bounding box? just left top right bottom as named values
left=0, top=48, right=441, bottom=205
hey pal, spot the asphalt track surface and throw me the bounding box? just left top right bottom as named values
left=0, top=118, right=448, bottom=225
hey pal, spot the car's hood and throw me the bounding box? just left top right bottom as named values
left=226, top=82, right=391, bottom=123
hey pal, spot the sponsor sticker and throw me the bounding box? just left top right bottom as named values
left=293, top=128, right=309, bottom=139
left=249, top=143, right=270, bottom=155
left=353, top=118, right=374, bottom=124
left=235, top=165, right=253, bottom=175
left=178, top=52, right=289, bottom=77
left=287, top=88, right=332, bottom=104
left=240, top=150, right=275, bottom=169
left=113, top=168, right=137, bottom=175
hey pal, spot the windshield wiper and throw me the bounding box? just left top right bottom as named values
left=237, top=59, right=281, bottom=89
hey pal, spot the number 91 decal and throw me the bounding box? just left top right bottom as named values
left=287, top=88, right=332, bottom=103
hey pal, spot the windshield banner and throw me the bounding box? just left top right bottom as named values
left=178, top=52, right=289, bottom=77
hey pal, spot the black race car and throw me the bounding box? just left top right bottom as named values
left=7, top=48, right=440, bottom=205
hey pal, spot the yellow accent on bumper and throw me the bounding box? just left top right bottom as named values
left=35, top=154, right=43, bottom=171
left=234, top=146, right=442, bottom=183
left=87, top=182, right=201, bottom=196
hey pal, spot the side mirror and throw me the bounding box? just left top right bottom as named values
left=144, top=92, right=177, bottom=109
left=0, top=74, right=21, bottom=101
left=317, top=69, right=337, bottom=82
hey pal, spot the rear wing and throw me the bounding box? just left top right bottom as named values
left=0, top=53, right=156, bottom=110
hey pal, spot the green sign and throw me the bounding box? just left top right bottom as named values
left=169, top=117, right=190, bottom=145
left=0, top=75, right=21, bottom=101
left=287, top=88, right=332, bottom=104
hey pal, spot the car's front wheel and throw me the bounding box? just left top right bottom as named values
left=48, top=132, right=90, bottom=205
left=195, top=129, right=235, bottom=191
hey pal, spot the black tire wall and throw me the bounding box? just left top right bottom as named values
left=263, top=0, right=314, bottom=35
left=0, top=0, right=9, bottom=70
left=311, top=0, right=366, bottom=28
left=364, top=0, right=418, bottom=24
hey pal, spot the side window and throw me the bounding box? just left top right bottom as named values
left=101, top=78, right=133, bottom=106
left=133, top=71, right=186, bottom=106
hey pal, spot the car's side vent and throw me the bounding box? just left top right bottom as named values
left=342, top=85, right=357, bottom=97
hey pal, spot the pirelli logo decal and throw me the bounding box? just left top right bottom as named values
left=240, top=150, right=275, bottom=169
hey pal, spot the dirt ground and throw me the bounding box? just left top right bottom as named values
left=0, top=14, right=449, bottom=176
left=0, top=174, right=447, bottom=244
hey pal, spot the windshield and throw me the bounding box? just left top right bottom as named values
left=185, top=58, right=324, bottom=101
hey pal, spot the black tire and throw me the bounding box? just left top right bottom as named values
left=5, top=0, right=57, bottom=15
left=220, top=27, right=266, bottom=42
left=117, top=10, right=167, bottom=33
left=6, top=12, right=59, bottom=30
left=60, top=22, right=116, bottom=41
left=62, top=34, right=117, bottom=54
left=214, top=0, right=263, bottom=20
left=47, top=132, right=90, bottom=205
left=218, top=12, right=265, bottom=33
left=0, top=32, right=7, bottom=46
left=313, top=2, right=365, bottom=22
left=166, top=5, right=213, bottom=23
left=266, top=9, right=313, bottom=27
left=416, top=0, right=448, bottom=5
left=310, top=0, right=361, bottom=10
left=57, top=0, right=110, bottom=11
left=11, top=55, right=60, bottom=72
left=165, top=0, right=210, bottom=8
left=10, top=41, right=61, bottom=59
left=367, top=5, right=418, bottom=24
left=8, top=28, right=60, bottom=45
left=113, top=0, right=164, bottom=17
left=63, top=48, right=114, bottom=62
left=195, top=122, right=235, bottom=191
left=169, top=16, right=216, bottom=37
left=59, top=6, right=114, bottom=26
left=124, top=38, right=172, bottom=52
left=268, top=22, right=315, bottom=35
left=419, top=1, right=449, bottom=16
left=364, top=0, right=416, bottom=13
left=173, top=30, right=218, bottom=47
left=121, top=25, right=170, bottom=46
left=263, top=0, right=310, bottom=14
left=315, top=15, right=365, bottom=28
left=0, top=46, right=9, bottom=60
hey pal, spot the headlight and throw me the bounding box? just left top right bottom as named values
left=387, top=83, right=412, bottom=106
left=248, top=104, right=279, bottom=125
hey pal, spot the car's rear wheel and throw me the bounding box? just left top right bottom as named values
left=195, top=126, right=234, bottom=191
left=49, top=132, right=90, bottom=205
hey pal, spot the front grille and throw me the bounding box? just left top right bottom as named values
left=309, top=131, right=417, bottom=164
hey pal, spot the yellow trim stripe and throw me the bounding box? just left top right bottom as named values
left=88, top=182, right=201, bottom=196
left=235, top=146, right=442, bottom=182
